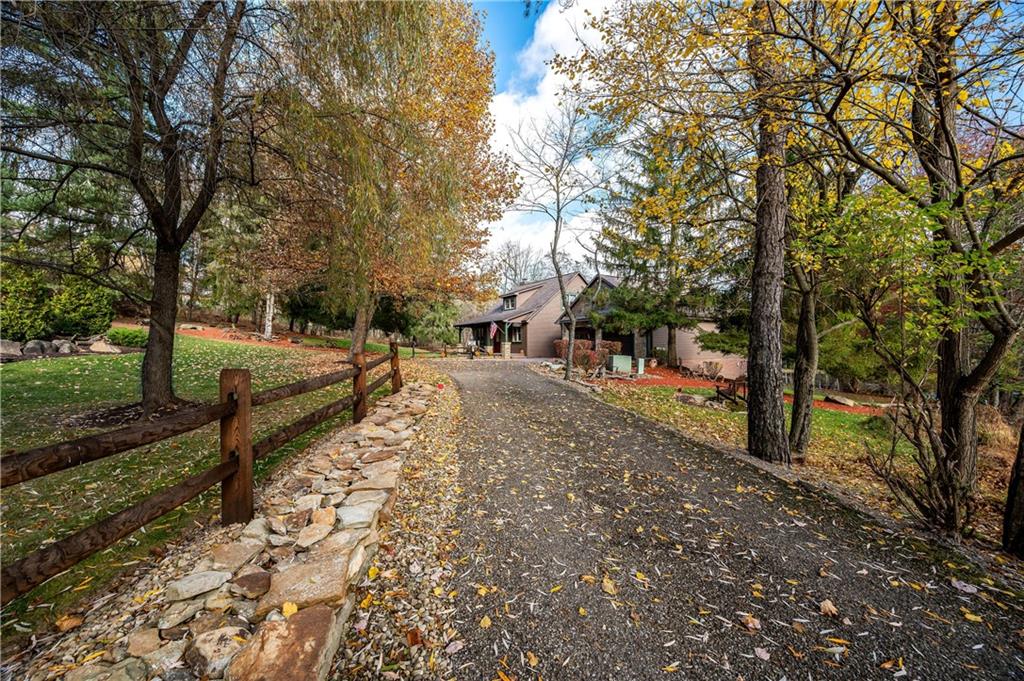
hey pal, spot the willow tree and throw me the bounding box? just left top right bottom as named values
left=271, top=1, right=513, bottom=354
left=1, top=1, right=264, bottom=411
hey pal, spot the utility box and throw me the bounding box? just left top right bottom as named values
left=636, top=357, right=645, bottom=375
left=608, top=354, right=632, bottom=374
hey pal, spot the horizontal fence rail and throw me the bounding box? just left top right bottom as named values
left=0, top=342, right=404, bottom=605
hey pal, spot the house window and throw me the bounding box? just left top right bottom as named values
left=502, top=295, right=516, bottom=310
left=509, top=326, right=522, bottom=343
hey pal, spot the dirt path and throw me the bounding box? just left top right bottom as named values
left=446, top=362, right=1022, bottom=680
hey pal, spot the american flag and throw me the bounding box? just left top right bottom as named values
left=489, top=322, right=498, bottom=338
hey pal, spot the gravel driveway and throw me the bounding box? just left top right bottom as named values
left=446, top=362, right=1023, bottom=680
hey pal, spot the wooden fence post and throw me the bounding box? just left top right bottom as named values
left=390, top=341, right=403, bottom=394
left=220, top=369, right=253, bottom=525
left=353, top=353, right=367, bottom=423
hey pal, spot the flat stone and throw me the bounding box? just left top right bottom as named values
left=165, top=571, right=231, bottom=602
left=360, top=460, right=400, bottom=479
left=319, top=484, right=346, bottom=495
left=384, top=419, right=412, bottom=432
left=267, top=516, right=288, bottom=535
left=343, top=490, right=389, bottom=507
left=64, top=657, right=147, bottom=681
left=346, top=473, right=397, bottom=492
left=226, top=604, right=349, bottom=681
left=140, top=640, right=186, bottom=676
left=360, top=448, right=399, bottom=464
left=327, top=492, right=347, bottom=507
left=231, top=569, right=271, bottom=599
left=285, top=509, right=311, bottom=531
left=340, top=431, right=364, bottom=443
left=158, top=599, right=204, bottom=629
left=347, top=545, right=368, bottom=581
left=0, top=339, right=22, bottom=356
left=310, top=529, right=370, bottom=557
left=406, top=403, right=427, bottom=415
left=89, top=340, right=121, bottom=354
left=126, top=628, right=161, bottom=657
left=268, top=534, right=293, bottom=547
left=204, top=584, right=237, bottom=612
left=255, top=551, right=351, bottom=618
left=241, top=517, right=271, bottom=542
left=383, top=429, right=413, bottom=446
left=295, top=494, right=324, bottom=512
left=295, top=522, right=333, bottom=549
left=185, top=626, right=249, bottom=679
left=307, top=456, right=334, bottom=474
left=310, top=506, right=336, bottom=526
left=211, top=539, right=263, bottom=572
left=336, top=503, right=378, bottom=529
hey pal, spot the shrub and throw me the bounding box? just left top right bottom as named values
left=49, top=278, right=118, bottom=337
left=553, top=338, right=593, bottom=360
left=107, top=327, right=148, bottom=348
left=553, top=338, right=609, bottom=371
left=597, top=340, right=622, bottom=355
left=0, top=263, right=52, bottom=341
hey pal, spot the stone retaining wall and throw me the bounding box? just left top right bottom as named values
left=18, top=382, right=440, bottom=681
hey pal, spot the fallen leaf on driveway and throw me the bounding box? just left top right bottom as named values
left=55, top=615, right=83, bottom=632
left=527, top=651, right=539, bottom=667
left=754, top=647, right=770, bottom=661
left=961, top=607, right=983, bottom=623
left=602, top=574, right=619, bottom=595
left=820, top=599, right=839, bottom=617
left=479, top=615, right=492, bottom=629
left=740, top=613, right=761, bottom=632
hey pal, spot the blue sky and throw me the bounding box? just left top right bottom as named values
left=471, top=1, right=607, bottom=258
left=473, top=2, right=540, bottom=93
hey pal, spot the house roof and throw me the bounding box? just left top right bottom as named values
left=557, top=273, right=621, bottom=324
left=455, top=273, right=583, bottom=327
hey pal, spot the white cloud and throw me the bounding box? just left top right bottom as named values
left=484, top=0, right=610, bottom=261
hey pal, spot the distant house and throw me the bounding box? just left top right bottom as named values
left=455, top=273, right=587, bottom=357
left=557, top=274, right=747, bottom=379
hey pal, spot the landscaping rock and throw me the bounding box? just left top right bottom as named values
left=55, top=339, right=77, bottom=354
left=89, top=340, right=121, bottom=354
left=310, top=506, right=336, bottom=527
left=266, top=516, right=287, bottom=535
left=267, top=533, right=292, bottom=547
left=360, top=459, right=400, bottom=479
left=383, top=429, right=413, bottom=446
left=23, top=339, right=56, bottom=355
left=185, top=626, right=249, bottom=679
left=336, top=503, right=378, bottom=529
left=346, top=472, right=397, bottom=492
left=295, top=493, right=324, bottom=511
left=824, top=393, right=858, bottom=407
left=126, top=628, right=161, bottom=657
left=285, top=509, right=311, bottom=530
left=211, top=538, right=263, bottom=572
left=255, top=551, right=351, bottom=617
left=0, top=338, right=22, bottom=356
left=165, top=570, right=231, bottom=602
left=310, top=528, right=370, bottom=557
left=343, top=489, right=389, bottom=507
left=140, top=639, right=186, bottom=676
left=241, top=517, right=271, bottom=542
left=361, top=447, right=399, bottom=463
left=231, top=568, right=271, bottom=599
left=295, top=522, right=333, bottom=549
left=226, top=604, right=348, bottom=681
left=158, top=599, right=204, bottom=630
left=64, top=657, right=148, bottom=681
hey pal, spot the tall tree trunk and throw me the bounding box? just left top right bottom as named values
left=789, top=286, right=818, bottom=463
left=1004, top=421, right=1024, bottom=557
left=350, top=297, right=378, bottom=360
left=263, top=288, right=275, bottom=340
left=551, top=218, right=574, bottom=380
left=746, top=0, right=790, bottom=464
left=667, top=325, right=678, bottom=368
left=142, top=241, right=182, bottom=412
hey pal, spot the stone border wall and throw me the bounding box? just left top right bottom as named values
left=18, top=382, right=440, bottom=681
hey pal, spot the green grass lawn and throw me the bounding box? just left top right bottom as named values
left=0, top=334, right=392, bottom=642
left=300, top=336, right=438, bottom=359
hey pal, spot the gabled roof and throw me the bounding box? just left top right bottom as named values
left=557, top=273, right=621, bottom=324
left=455, top=273, right=584, bottom=327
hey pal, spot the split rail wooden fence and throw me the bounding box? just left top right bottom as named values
left=0, top=343, right=403, bottom=605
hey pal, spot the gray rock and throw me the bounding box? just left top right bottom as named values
left=126, top=628, right=162, bottom=657
left=267, top=534, right=293, bottom=547
left=343, top=490, right=389, bottom=507
left=310, top=528, right=371, bottom=557
left=140, top=640, right=187, bottom=676
left=23, top=339, right=56, bottom=355
left=0, top=338, right=22, bottom=356
left=210, top=539, right=263, bottom=572
left=55, top=339, right=78, bottom=354
left=165, top=570, right=231, bottom=601
left=185, top=626, right=249, bottom=679
left=158, top=599, right=205, bottom=629
left=346, top=473, right=397, bottom=492
left=240, top=517, right=270, bottom=541
left=295, top=494, right=324, bottom=511
left=255, top=551, right=351, bottom=617
left=336, top=503, right=378, bottom=529
left=64, top=657, right=148, bottom=681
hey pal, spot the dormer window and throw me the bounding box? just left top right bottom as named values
left=502, top=295, right=516, bottom=311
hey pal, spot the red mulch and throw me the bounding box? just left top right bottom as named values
left=176, top=326, right=351, bottom=354
left=603, top=365, right=884, bottom=416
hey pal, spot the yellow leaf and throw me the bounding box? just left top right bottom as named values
left=282, top=602, right=298, bottom=619
left=580, top=574, right=597, bottom=585
left=368, top=566, right=379, bottom=581
left=360, top=593, right=373, bottom=609
left=961, top=607, right=983, bottom=623
left=479, top=615, right=492, bottom=629
left=602, top=575, right=619, bottom=595
left=527, top=651, right=539, bottom=667
left=550, top=585, right=562, bottom=593
left=662, top=662, right=679, bottom=672
left=578, top=606, right=587, bottom=616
